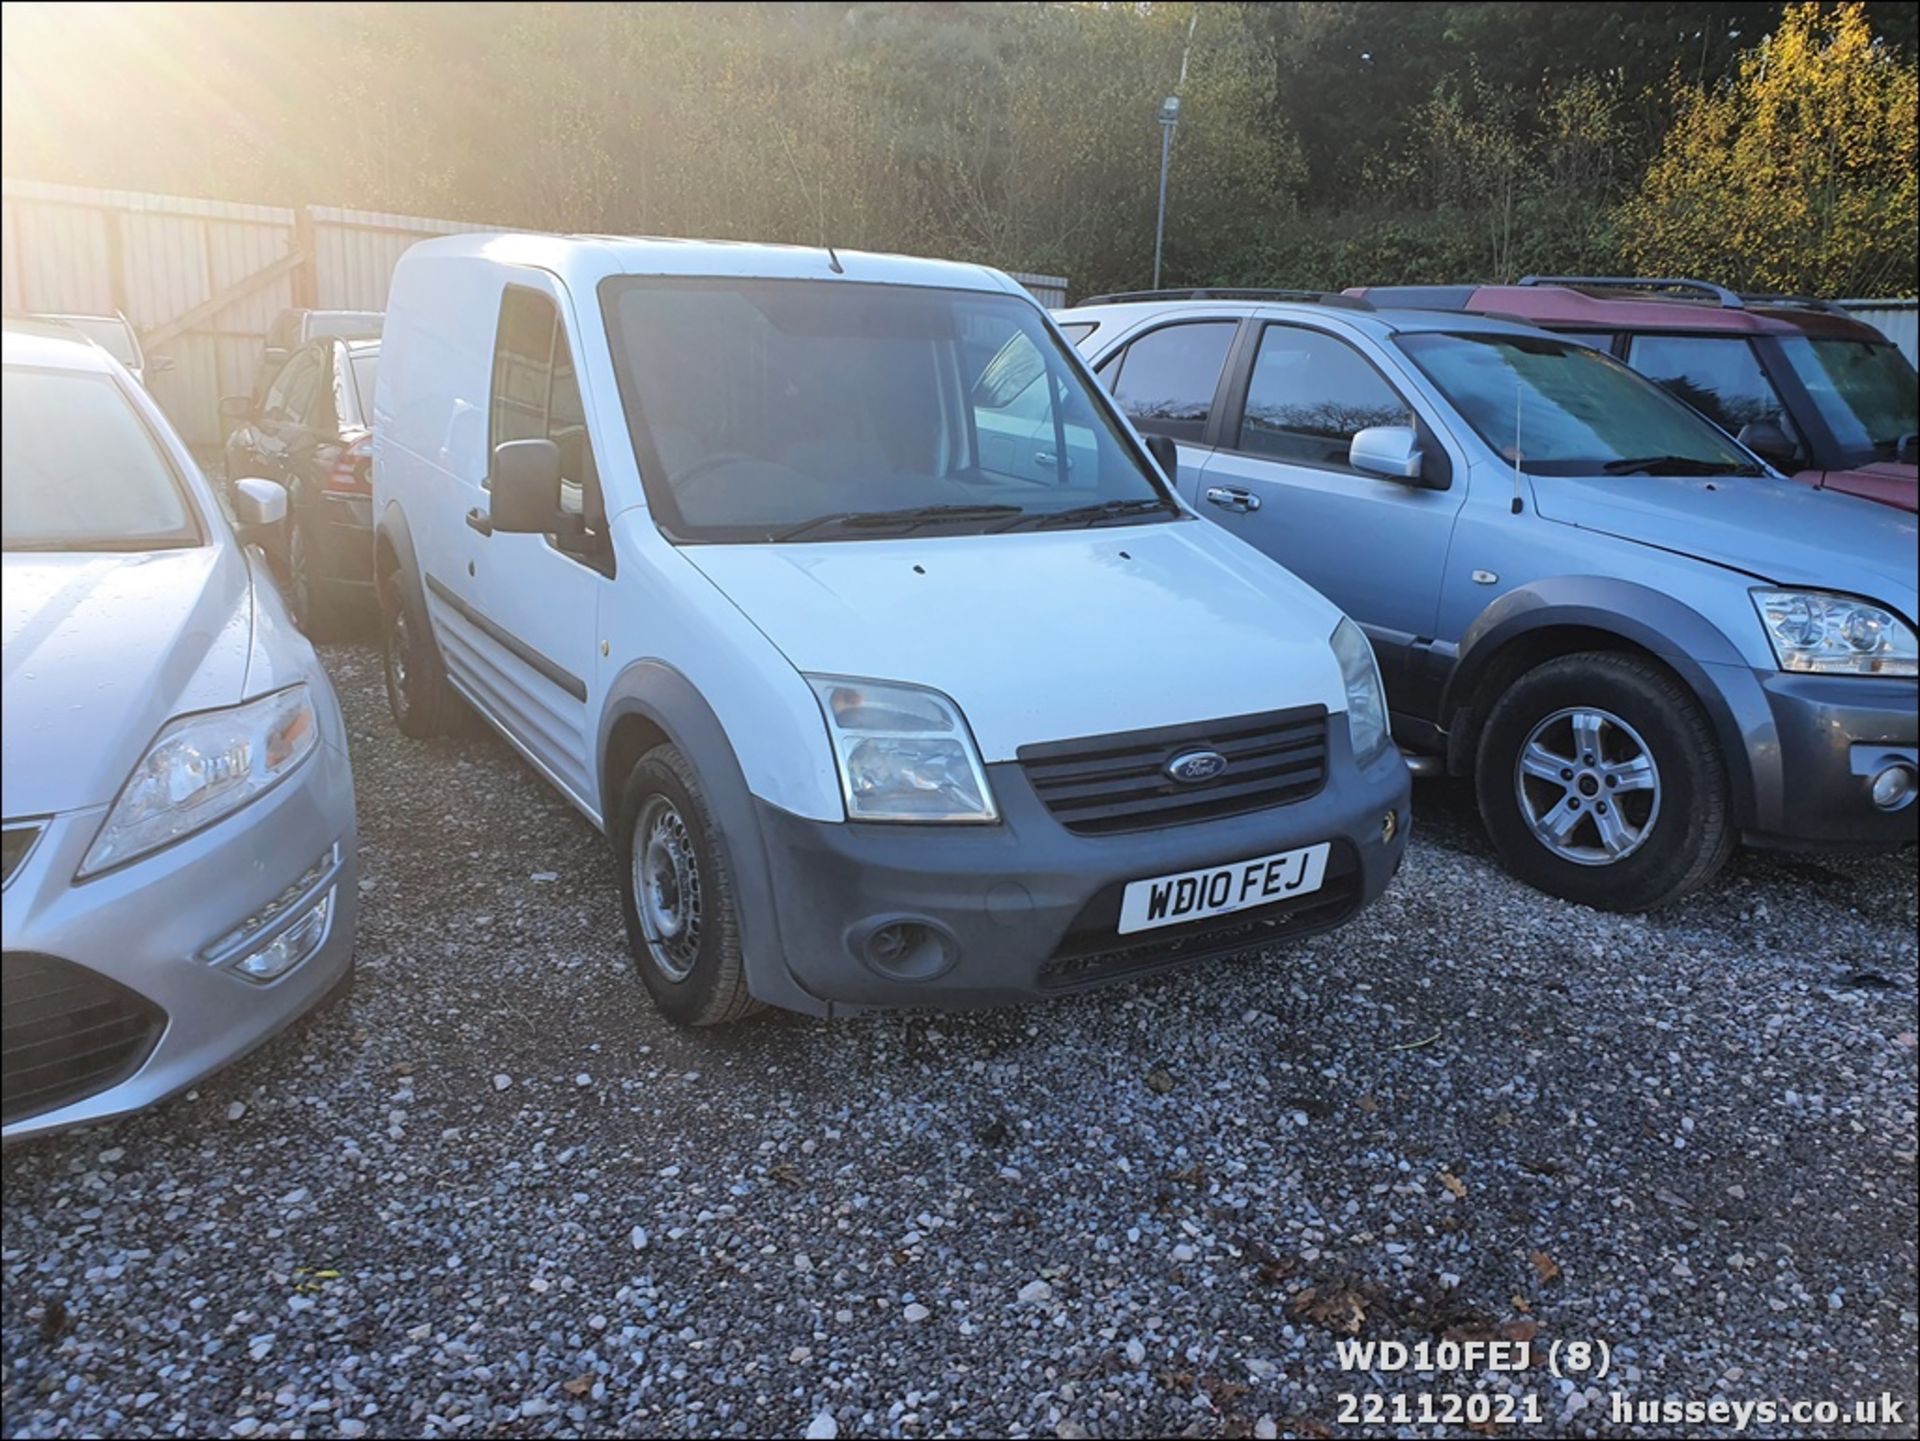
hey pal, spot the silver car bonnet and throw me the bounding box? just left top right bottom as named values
left=1531, top=471, right=1919, bottom=620
left=1, top=544, right=255, bottom=818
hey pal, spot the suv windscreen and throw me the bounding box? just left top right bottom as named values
left=1398, top=332, right=1761, bottom=477
left=2, top=367, right=201, bottom=552
left=601, top=279, right=1174, bottom=541
left=1775, top=337, right=1918, bottom=468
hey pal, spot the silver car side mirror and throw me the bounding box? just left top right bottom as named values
left=232, top=476, right=288, bottom=550
left=1348, top=425, right=1426, bottom=482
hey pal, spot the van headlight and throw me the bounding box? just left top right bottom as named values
left=1330, top=618, right=1391, bottom=763
left=806, top=676, right=998, bottom=823
left=1752, top=590, right=1917, bottom=676
left=80, top=685, right=320, bottom=877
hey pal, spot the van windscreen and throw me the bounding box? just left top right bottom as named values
left=600, top=278, right=1176, bottom=542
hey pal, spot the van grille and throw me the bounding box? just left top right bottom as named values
left=2, top=953, right=164, bottom=1126
left=1018, top=705, right=1328, bottom=835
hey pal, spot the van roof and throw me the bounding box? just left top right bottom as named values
left=397, top=232, right=1025, bottom=298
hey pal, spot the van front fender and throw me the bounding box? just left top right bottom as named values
left=598, top=660, right=827, bottom=1017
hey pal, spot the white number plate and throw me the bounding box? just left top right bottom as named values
left=1116, top=842, right=1331, bottom=935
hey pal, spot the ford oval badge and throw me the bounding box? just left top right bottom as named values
left=1166, top=749, right=1227, bottom=784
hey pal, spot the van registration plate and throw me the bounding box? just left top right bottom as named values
left=1116, top=842, right=1331, bottom=935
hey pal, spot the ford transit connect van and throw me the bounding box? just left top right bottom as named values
left=373, top=235, right=1409, bottom=1024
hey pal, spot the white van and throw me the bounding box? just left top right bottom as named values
left=373, top=234, right=1410, bottom=1024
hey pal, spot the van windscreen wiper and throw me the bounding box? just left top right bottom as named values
left=998, top=497, right=1179, bottom=531
left=1600, top=455, right=1761, bottom=477
left=772, top=503, right=1025, bottom=541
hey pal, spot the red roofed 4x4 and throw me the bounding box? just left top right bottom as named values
left=1347, top=277, right=1918, bottom=513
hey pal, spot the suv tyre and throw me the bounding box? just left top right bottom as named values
left=1476, top=652, right=1734, bottom=910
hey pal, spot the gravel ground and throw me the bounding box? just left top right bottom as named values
left=4, top=641, right=1916, bottom=1441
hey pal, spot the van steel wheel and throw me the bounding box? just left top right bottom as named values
left=1476, top=652, right=1733, bottom=912
left=616, top=744, right=761, bottom=1026
left=634, top=795, right=703, bottom=981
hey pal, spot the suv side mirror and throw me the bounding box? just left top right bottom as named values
left=219, top=395, right=253, bottom=424
left=1737, top=418, right=1796, bottom=464
left=1897, top=432, right=1918, bottom=466
left=231, top=476, right=288, bottom=550
left=1349, top=425, right=1427, bottom=483
left=1144, top=433, right=1180, bottom=483
left=489, top=438, right=563, bottom=532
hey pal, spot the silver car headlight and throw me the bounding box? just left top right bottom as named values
left=1752, top=590, right=1917, bottom=677
left=1330, top=617, right=1391, bottom=763
left=806, top=676, right=997, bottom=823
left=80, top=684, right=321, bottom=877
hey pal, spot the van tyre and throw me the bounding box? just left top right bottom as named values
left=616, top=744, right=762, bottom=1027
left=379, top=563, right=454, bottom=738
left=1475, top=652, right=1734, bottom=912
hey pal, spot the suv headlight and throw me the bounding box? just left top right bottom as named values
left=1330, top=617, right=1391, bottom=763
left=807, top=676, right=997, bottom=823
left=80, top=685, right=320, bottom=877
left=1752, top=590, right=1917, bottom=677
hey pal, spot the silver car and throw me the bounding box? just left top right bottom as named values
left=2, top=319, right=358, bottom=1143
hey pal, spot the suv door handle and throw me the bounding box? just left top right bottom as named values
left=465, top=507, right=494, bottom=536
left=1204, top=485, right=1261, bottom=513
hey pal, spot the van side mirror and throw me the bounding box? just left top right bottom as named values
left=489, top=438, right=563, bottom=532
left=1144, top=433, right=1180, bottom=483
left=232, top=477, right=288, bottom=551
left=148, top=354, right=176, bottom=375
left=1349, top=425, right=1428, bottom=483
left=1737, top=418, right=1796, bottom=464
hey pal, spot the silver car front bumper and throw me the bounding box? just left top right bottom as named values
left=2, top=738, right=358, bottom=1143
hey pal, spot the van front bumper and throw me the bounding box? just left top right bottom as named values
left=1741, top=670, right=1918, bottom=850
left=753, top=736, right=1410, bottom=1011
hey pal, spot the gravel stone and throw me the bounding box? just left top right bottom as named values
left=2, top=643, right=1913, bottom=1440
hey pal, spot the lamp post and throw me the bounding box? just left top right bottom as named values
left=1152, top=94, right=1180, bottom=290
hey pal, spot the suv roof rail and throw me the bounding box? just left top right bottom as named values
left=1738, top=290, right=1849, bottom=315
left=1517, top=275, right=1745, bottom=309
left=1077, top=287, right=1375, bottom=311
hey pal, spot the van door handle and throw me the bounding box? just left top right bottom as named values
left=465, top=507, right=494, bottom=536
left=1204, top=486, right=1261, bottom=513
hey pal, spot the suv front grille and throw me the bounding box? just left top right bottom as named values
left=2, top=953, right=164, bottom=1126
left=1018, top=705, right=1328, bottom=835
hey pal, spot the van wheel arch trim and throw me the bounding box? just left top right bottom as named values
left=597, top=661, right=826, bottom=1017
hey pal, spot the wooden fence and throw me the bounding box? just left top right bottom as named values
left=2, top=178, right=1070, bottom=446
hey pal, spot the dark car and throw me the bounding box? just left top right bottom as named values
left=1346, top=277, right=1919, bottom=513
left=221, top=337, right=378, bottom=636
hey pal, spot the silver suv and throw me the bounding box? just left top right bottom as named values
left=1061, top=289, right=1918, bottom=910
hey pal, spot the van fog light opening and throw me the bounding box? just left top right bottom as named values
left=849, top=916, right=958, bottom=983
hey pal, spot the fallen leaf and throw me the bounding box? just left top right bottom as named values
left=1528, top=1251, right=1562, bottom=1285
left=1291, top=1283, right=1369, bottom=1335
left=1511, top=1294, right=1533, bottom=1313
left=563, top=1373, right=594, bottom=1397
left=1437, top=1170, right=1468, bottom=1199
left=1355, top=1095, right=1380, bottom=1114
left=1499, top=1317, right=1539, bottom=1343
left=1145, top=1068, right=1176, bottom=1094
